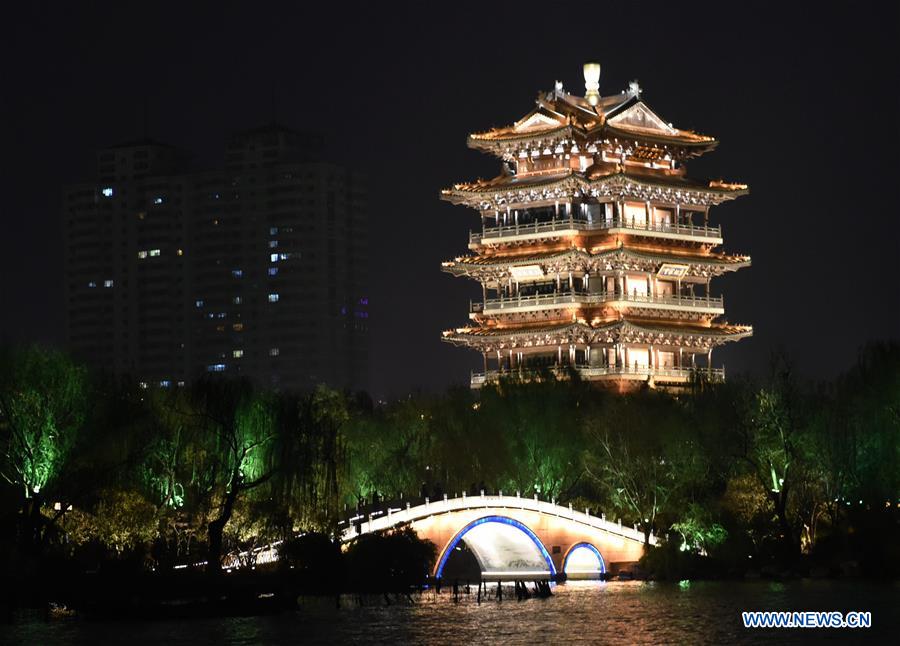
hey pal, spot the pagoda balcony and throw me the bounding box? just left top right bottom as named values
left=470, top=290, right=724, bottom=316
left=471, top=365, right=725, bottom=388
left=469, top=217, right=722, bottom=247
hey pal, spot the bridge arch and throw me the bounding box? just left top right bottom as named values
left=435, top=515, right=556, bottom=579
left=562, top=541, right=606, bottom=579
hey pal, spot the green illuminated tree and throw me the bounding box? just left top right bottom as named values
left=167, top=379, right=278, bottom=574
left=0, top=346, right=88, bottom=498
left=731, top=353, right=815, bottom=559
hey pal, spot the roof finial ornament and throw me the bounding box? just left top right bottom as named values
left=628, top=80, right=642, bottom=97
left=583, top=62, right=601, bottom=106
left=554, top=80, right=564, bottom=97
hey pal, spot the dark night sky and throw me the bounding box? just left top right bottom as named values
left=2, top=2, right=898, bottom=398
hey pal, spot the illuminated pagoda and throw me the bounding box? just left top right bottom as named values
left=441, top=63, right=752, bottom=390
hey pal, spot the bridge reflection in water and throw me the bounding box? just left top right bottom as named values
left=341, top=494, right=653, bottom=581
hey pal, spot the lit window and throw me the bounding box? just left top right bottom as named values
left=206, top=363, right=226, bottom=372
left=87, top=281, right=97, bottom=288
left=269, top=226, right=278, bottom=235
left=153, top=196, right=165, bottom=205
left=268, top=267, right=278, bottom=276
left=177, top=248, right=184, bottom=256
left=138, top=251, right=148, bottom=259
left=232, top=350, right=243, bottom=358
left=269, top=347, right=280, bottom=357
left=269, top=240, right=279, bottom=248
left=232, top=296, right=242, bottom=305
left=232, top=269, right=243, bottom=278
left=101, top=187, right=114, bottom=198
left=149, top=249, right=161, bottom=257
left=195, top=299, right=204, bottom=308
left=104, top=279, right=114, bottom=288
left=139, top=381, right=148, bottom=389
left=176, top=380, right=185, bottom=387
left=279, top=253, right=290, bottom=260
left=159, top=380, right=171, bottom=388
left=232, top=323, right=244, bottom=331
left=270, top=253, right=279, bottom=262
left=268, top=293, right=279, bottom=303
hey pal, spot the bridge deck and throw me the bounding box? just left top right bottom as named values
left=340, top=494, right=655, bottom=547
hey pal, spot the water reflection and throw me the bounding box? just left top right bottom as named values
left=2, top=581, right=898, bottom=645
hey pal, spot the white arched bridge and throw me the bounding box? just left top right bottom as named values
left=339, top=494, right=656, bottom=581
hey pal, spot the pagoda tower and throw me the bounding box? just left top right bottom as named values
left=441, top=63, right=752, bottom=390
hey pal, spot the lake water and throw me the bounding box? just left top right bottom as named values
left=3, top=580, right=898, bottom=644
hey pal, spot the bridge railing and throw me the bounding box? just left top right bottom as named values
left=339, top=493, right=656, bottom=546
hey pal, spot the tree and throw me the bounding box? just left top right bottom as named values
left=0, top=346, right=88, bottom=499
left=731, top=353, right=813, bottom=560
left=479, top=379, right=586, bottom=500
left=583, top=392, right=701, bottom=544
left=0, top=346, right=88, bottom=551
left=179, top=379, right=278, bottom=574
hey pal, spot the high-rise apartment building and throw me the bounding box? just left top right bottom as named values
left=62, top=125, right=368, bottom=392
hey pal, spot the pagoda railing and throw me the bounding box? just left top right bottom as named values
left=470, top=290, right=724, bottom=313
left=471, top=365, right=725, bottom=387
left=469, top=217, right=722, bottom=244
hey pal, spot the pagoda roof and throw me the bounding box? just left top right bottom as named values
left=442, top=318, right=752, bottom=350
left=467, top=84, right=716, bottom=153
left=442, top=168, right=747, bottom=208
left=441, top=245, right=750, bottom=278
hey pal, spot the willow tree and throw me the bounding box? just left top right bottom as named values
left=732, top=354, right=810, bottom=559
left=0, top=346, right=87, bottom=551
left=270, top=385, right=351, bottom=534
left=181, top=379, right=277, bottom=574
left=583, top=391, right=701, bottom=545
left=0, top=346, right=87, bottom=498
